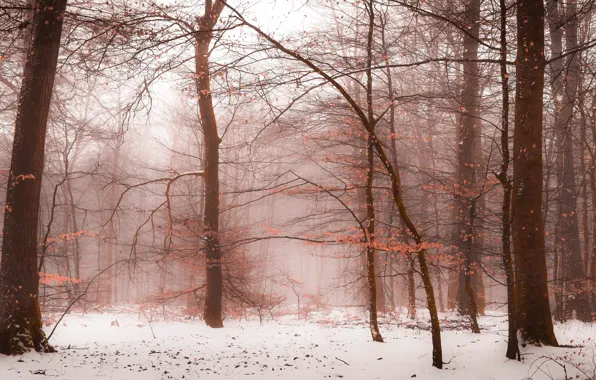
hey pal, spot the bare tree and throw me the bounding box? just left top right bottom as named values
left=0, top=0, right=68, bottom=355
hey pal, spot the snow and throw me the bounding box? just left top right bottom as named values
left=0, top=309, right=594, bottom=380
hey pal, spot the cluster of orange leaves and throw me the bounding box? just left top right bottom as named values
left=39, top=272, right=81, bottom=285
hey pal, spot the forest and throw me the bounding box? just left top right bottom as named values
left=0, top=0, right=595, bottom=378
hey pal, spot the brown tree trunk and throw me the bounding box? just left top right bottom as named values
left=195, top=0, right=225, bottom=328
left=578, top=69, right=590, bottom=279
left=0, top=0, right=67, bottom=355
left=407, top=266, right=416, bottom=319
left=473, top=116, right=486, bottom=317
left=365, top=136, right=383, bottom=342
left=558, top=0, right=590, bottom=321
left=512, top=0, right=558, bottom=346
left=498, top=0, right=520, bottom=360
left=461, top=199, right=480, bottom=333
left=579, top=112, right=591, bottom=309
left=364, top=6, right=382, bottom=341
left=455, top=0, right=481, bottom=333
left=590, top=97, right=596, bottom=314
left=545, top=0, right=587, bottom=322
left=447, top=262, right=459, bottom=310
left=380, top=18, right=402, bottom=315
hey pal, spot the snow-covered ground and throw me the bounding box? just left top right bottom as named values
left=0, top=308, right=594, bottom=379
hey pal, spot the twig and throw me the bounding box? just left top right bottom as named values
left=335, top=357, right=350, bottom=366
left=47, top=260, right=128, bottom=342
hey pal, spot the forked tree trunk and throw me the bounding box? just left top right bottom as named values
left=195, top=0, right=225, bottom=328
left=512, top=0, right=558, bottom=346
left=0, top=0, right=67, bottom=355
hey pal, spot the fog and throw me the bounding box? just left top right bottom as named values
left=0, top=0, right=594, bottom=377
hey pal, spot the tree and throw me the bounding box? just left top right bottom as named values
left=455, top=0, right=482, bottom=333
left=0, top=0, right=68, bottom=355
left=195, top=0, right=226, bottom=328
left=496, top=0, right=519, bottom=359
left=225, top=0, right=444, bottom=368
left=512, top=0, right=558, bottom=346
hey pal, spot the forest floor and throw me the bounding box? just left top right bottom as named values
left=0, top=308, right=594, bottom=380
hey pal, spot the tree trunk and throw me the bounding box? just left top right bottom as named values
left=498, top=0, right=520, bottom=359
left=512, top=0, right=558, bottom=346
left=590, top=96, right=596, bottom=314
left=0, top=0, right=67, bottom=355
left=100, top=145, right=120, bottom=305
left=365, top=136, right=383, bottom=342
left=381, top=19, right=403, bottom=315
left=558, top=0, right=590, bottom=321
left=455, top=0, right=481, bottom=331
left=578, top=68, right=590, bottom=279
left=195, top=0, right=225, bottom=328
left=407, top=266, right=416, bottom=319
left=364, top=6, right=382, bottom=341
left=65, top=176, right=81, bottom=298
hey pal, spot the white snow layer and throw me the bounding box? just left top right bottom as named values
left=0, top=309, right=594, bottom=379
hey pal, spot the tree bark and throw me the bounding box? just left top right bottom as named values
left=455, top=0, right=482, bottom=333
left=590, top=96, right=596, bottom=314
left=0, top=0, right=67, bottom=355
left=195, top=0, right=225, bottom=328
left=365, top=136, right=383, bottom=342
left=558, top=0, right=590, bottom=321
left=512, top=0, right=558, bottom=346
left=498, top=0, right=520, bottom=360
left=407, top=266, right=416, bottom=319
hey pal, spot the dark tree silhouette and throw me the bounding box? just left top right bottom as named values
left=512, top=0, right=558, bottom=346
left=0, top=0, right=68, bottom=355
left=196, top=0, right=226, bottom=328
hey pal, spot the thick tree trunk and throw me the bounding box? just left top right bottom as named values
left=512, top=0, right=558, bottom=346
left=0, top=0, right=67, bottom=355
left=558, top=1, right=590, bottom=321
left=195, top=0, right=225, bottom=328
left=455, top=0, right=481, bottom=332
